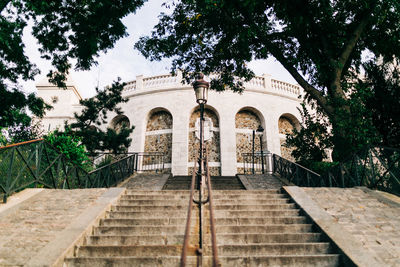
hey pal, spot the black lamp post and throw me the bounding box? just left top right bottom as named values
left=192, top=73, right=209, bottom=189
left=257, top=125, right=264, bottom=174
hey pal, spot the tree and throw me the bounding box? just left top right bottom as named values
left=0, top=0, right=146, bottom=128
left=135, top=0, right=400, bottom=160
left=69, top=78, right=134, bottom=157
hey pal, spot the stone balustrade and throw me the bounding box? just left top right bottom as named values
left=123, top=72, right=302, bottom=99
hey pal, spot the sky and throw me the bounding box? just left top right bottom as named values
left=22, top=1, right=296, bottom=99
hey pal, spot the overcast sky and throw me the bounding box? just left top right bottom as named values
left=22, top=1, right=296, bottom=99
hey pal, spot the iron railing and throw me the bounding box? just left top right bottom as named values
left=93, top=152, right=166, bottom=173
left=0, top=139, right=140, bottom=202
left=273, top=147, right=400, bottom=196
left=242, top=152, right=266, bottom=174
left=181, top=145, right=219, bottom=267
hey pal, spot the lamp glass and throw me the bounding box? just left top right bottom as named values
left=195, top=85, right=208, bottom=104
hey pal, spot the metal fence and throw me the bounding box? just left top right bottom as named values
left=0, top=140, right=166, bottom=203
left=241, top=152, right=267, bottom=174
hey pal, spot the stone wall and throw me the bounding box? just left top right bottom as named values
left=144, top=110, right=173, bottom=164
left=235, top=110, right=264, bottom=171
left=188, top=108, right=220, bottom=175
left=279, top=116, right=296, bottom=161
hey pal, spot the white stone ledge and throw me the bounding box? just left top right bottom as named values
left=145, top=129, right=173, bottom=135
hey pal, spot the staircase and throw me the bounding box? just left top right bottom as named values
left=65, top=189, right=341, bottom=266
left=208, top=189, right=340, bottom=266
left=64, top=190, right=197, bottom=266
left=163, top=175, right=245, bottom=190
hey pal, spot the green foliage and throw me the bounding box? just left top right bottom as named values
left=44, top=129, right=90, bottom=170
left=285, top=103, right=333, bottom=163
left=0, top=0, right=145, bottom=127
left=69, top=78, right=134, bottom=156
left=136, top=0, right=400, bottom=160
left=95, top=156, right=113, bottom=169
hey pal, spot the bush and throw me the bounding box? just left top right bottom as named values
left=300, top=161, right=339, bottom=175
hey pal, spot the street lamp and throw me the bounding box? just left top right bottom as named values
left=192, top=73, right=209, bottom=188
left=252, top=125, right=264, bottom=174
left=257, top=125, right=264, bottom=174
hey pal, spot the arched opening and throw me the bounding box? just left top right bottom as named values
left=144, top=109, right=173, bottom=169
left=110, top=115, right=130, bottom=133
left=235, top=108, right=266, bottom=173
left=278, top=113, right=300, bottom=161
left=188, top=106, right=221, bottom=175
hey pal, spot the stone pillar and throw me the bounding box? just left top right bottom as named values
left=136, top=75, right=143, bottom=90
left=219, top=112, right=237, bottom=176
left=171, top=110, right=189, bottom=175
left=263, top=73, right=272, bottom=90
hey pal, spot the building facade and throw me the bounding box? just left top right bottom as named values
left=37, top=72, right=303, bottom=176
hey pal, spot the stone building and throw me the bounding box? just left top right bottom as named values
left=37, top=72, right=302, bottom=176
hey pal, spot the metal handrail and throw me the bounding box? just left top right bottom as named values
left=205, top=147, right=220, bottom=267
left=180, top=160, right=198, bottom=267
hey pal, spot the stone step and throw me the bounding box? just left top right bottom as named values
left=112, top=205, right=189, bottom=212
left=215, top=255, right=340, bottom=266
left=213, top=209, right=301, bottom=217
left=99, top=218, right=189, bottom=226
left=85, top=235, right=185, bottom=246
left=213, top=190, right=281, bottom=194
left=216, top=243, right=332, bottom=256
left=120, top=194, right=189, bottom=200
left=213, top=216, right=307, bottom=225
left=216, top=224, right=313, bottom=233
left=215, top=233, right=322, bottom=244
left=94, top=226, right=187, bottom=235
left=124, top=190, right=190, bottom=195
left=213, top=194, right=287, bottom=199
left=118, top=199, right=190, bottom=206
left=75, top=245, right=188, bottom=257
left=106, top=211, right=189, bottom=219
left=64, top=256, right=197, bottom=267
left=213, top=204, right=296, bottom=210
left=64, top=255, right=340, bottom=267
left=213, top=199, right=290, bottom=205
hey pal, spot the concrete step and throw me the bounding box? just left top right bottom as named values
left=124, top=190, right=190, bottom=195
left=216, top=243, right=332, bottom=256
left=215, top=224, right=313, bottom=233
left=118, top=199, right=189, bottom=206
left=120, top=194, right=189, bottom=200
left=213, top=216, right=307, bottom=225
left=216, top=255, right=340, bottom=266
left=213, top=209, right=301, bottom=217
left=112, top=205, right=189, bottom=212
left=213, top=204, right=296, bottom=210
left=213, top=198, right=290, bottom=205
left=99, top=218, right=188, bottom=226
left=64, top=255, right=340, bottom=267
left=213, top=190, right=281, bottom=194
left=212, top=194, right=287, bottom=199
left=106, top=210, right=189, bottom=219
left=64, top=256, right=197, bottom=267
left=214, top=233, right=322, bottom=244
left=75, top=245, right=188, bottom=257
left=94, top=225, right=187, bottom=235
left=85, top=235, right=185, bottom=246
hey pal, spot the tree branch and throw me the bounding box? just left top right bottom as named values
left=0, top=0, right=11, bottom=13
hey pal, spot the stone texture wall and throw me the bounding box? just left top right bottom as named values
left=144, top=111, right=173, bottom=163
left=188, top=108, right=220, bottom=175
left=235, top=110, right=264, bottom=172
left=279, top=116, right=296, bottom=161
left=146, top=110, right=173, bottom=131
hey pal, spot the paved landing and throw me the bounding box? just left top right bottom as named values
left=121, top=173, right=170, bottom=190
left=0, top=188, right=123, bottom=266
left=287, top=186, right=400, bottom=267
left=237, top=174, right=284, bottom=190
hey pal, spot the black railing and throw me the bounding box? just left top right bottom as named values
left=272, top=147, right=400, bottom=196
left=242, top=152, right=266, bottom=174
left=0, top=140, right=166, bottom=202
left=273, top=154, right=322, bottom=186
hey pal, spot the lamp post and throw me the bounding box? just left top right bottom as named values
left=192, top=73, right=209, bottom=189
left=257, top=125, right=264, bottom=174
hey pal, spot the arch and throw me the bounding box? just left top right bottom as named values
left=235, top=107, right=266, bottom=173
left=110, top=115, right=130, bottom=133
left=188, top=105, right=221, bottom=175
left=144, top=108, right=173, bottom=168
left=278, top=113, right=300, bottom=161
